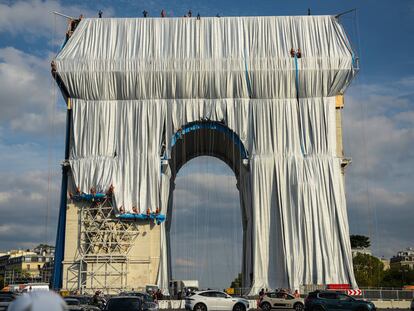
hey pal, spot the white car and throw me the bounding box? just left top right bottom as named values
left=185, top=290, right=249, bottom=311
left=260, top=292, right=304, bottom=311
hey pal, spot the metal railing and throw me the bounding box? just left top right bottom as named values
left=226, top=287, right=414, bottom=301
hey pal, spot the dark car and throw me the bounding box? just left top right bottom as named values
left=0, top=292, right=18, bottom=311
left=0, top=295, right=14, bottom=311
left=104, top=296, right=142, bottom=311
left=119, top=292, right=158, bottom=311
left=64, top=298, right=84, bottom=311
left=65, top=296, right=101, bottom=311
left=305, top=291, right=376, bottom=311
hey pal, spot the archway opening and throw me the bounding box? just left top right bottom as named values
left=166, top=121, right=251, bottom=293
left=170, top=156, right=242, bottom=289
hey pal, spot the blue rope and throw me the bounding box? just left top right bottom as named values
left=294, top=54, right=299, bottom=101
left=244, top=50, right=252, bottom=98
left=294, top=53, right=305, bottom=155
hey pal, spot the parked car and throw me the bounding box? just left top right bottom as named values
left=304, top=291, right=376, bottom=311
left=185, top=290, right=249, bottom=311
left=104, top=296, right=142, bottom=311
left=64, top=297, right=101, bottom=311
left=64, top=298, right=84, bottom=311
left=0, top=295, right=14, bottom=311
left=119, top=292, right=158, bottom=311
left=260, top=292, right=304, bottom=311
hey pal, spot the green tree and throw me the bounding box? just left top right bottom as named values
left=350, top=235, right=371, bottom=249
left=381, top=266, right=414, bottom=288
left=230, top=273, right=242, bottom=288
left=353, top=253, right=384, bottom=287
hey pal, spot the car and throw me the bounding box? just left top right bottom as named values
left=0, top=295, right=15, bottom=311
left=119, top=292, right=158, bottom=311
left=104, top=296, right=142, bottom=311
left=304, top=291, right=376, bottom=311
left=260, top=292, right=304, bottom=311
left=64, top=298, right=84, bottom=311
left=185, top=290, right=249, bottom=311
left=64, top=297, right=101, bottom=311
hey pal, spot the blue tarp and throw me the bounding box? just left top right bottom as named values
left=71, top=193, right=165, bottom=224
left=117, top=213, right=166, bottom=224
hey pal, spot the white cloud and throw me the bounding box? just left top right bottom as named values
left=0, top=0, right=114, bottom=43
left=344, top=77, right=414, bottom=257
left=0, top=169, right=60, bottom=250
left=0, top=46, right=66, bottom=134
left=0, top=192, right=12, bottom=204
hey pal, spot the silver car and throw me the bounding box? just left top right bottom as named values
left=260, top=292, right=304, bottom=311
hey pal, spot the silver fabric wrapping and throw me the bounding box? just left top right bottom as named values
left=56, top=16, right=357, bottom=293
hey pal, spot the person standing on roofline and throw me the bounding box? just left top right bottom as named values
left=161, top=9, right=166, bottom=17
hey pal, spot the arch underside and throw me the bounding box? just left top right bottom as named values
left=169, top=122, right=247, bottom=179
left=166, top=123, right=253, bottom=290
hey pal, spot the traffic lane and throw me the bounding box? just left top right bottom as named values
left=247, top=309, right=410, bottom=311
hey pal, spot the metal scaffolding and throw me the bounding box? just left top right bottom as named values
left=70, top=195, right=140, bottom=294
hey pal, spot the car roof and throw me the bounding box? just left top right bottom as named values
left=109, top=296, right=142, bottom=299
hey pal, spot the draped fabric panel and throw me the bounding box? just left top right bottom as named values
left=56, top=15, right=357, bottom=293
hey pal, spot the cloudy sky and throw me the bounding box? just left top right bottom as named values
left=0, top=0, right=413, bottom=289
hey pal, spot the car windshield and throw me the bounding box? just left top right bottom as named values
left=65, top=299, right=80, bottom=305
left=121, top=292, right=153, bottom=302
left=67, top=296, right=89, bottom=304
left=106, top=298, right=141, bottom=311
left=338, top=294, right=354, bottom=302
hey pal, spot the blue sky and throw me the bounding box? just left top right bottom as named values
left=0, top=0, right=413, bottom=289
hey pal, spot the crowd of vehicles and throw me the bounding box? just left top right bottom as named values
left=7, top=286, right=414, bottom=311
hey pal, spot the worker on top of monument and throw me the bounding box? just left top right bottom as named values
left=66, top=14, right=83, bottom=40
left=143, top=10, right=148, bottom=17
left=187, top=10, right=192, bottom=17
left=132, top=206, right=138, bottom=214
left=50, top=60, right=57, bottom=77
left=290, top=48, right=302, bottom=58
left=161, top=9, right=166, bottom=17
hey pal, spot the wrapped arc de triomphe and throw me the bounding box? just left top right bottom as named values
left=52, top=15, right=358, bottom=294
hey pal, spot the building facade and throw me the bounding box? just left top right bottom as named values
left=0, top=245, right=55, bottom=287
left=390, top=248, right=414, bottom=269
